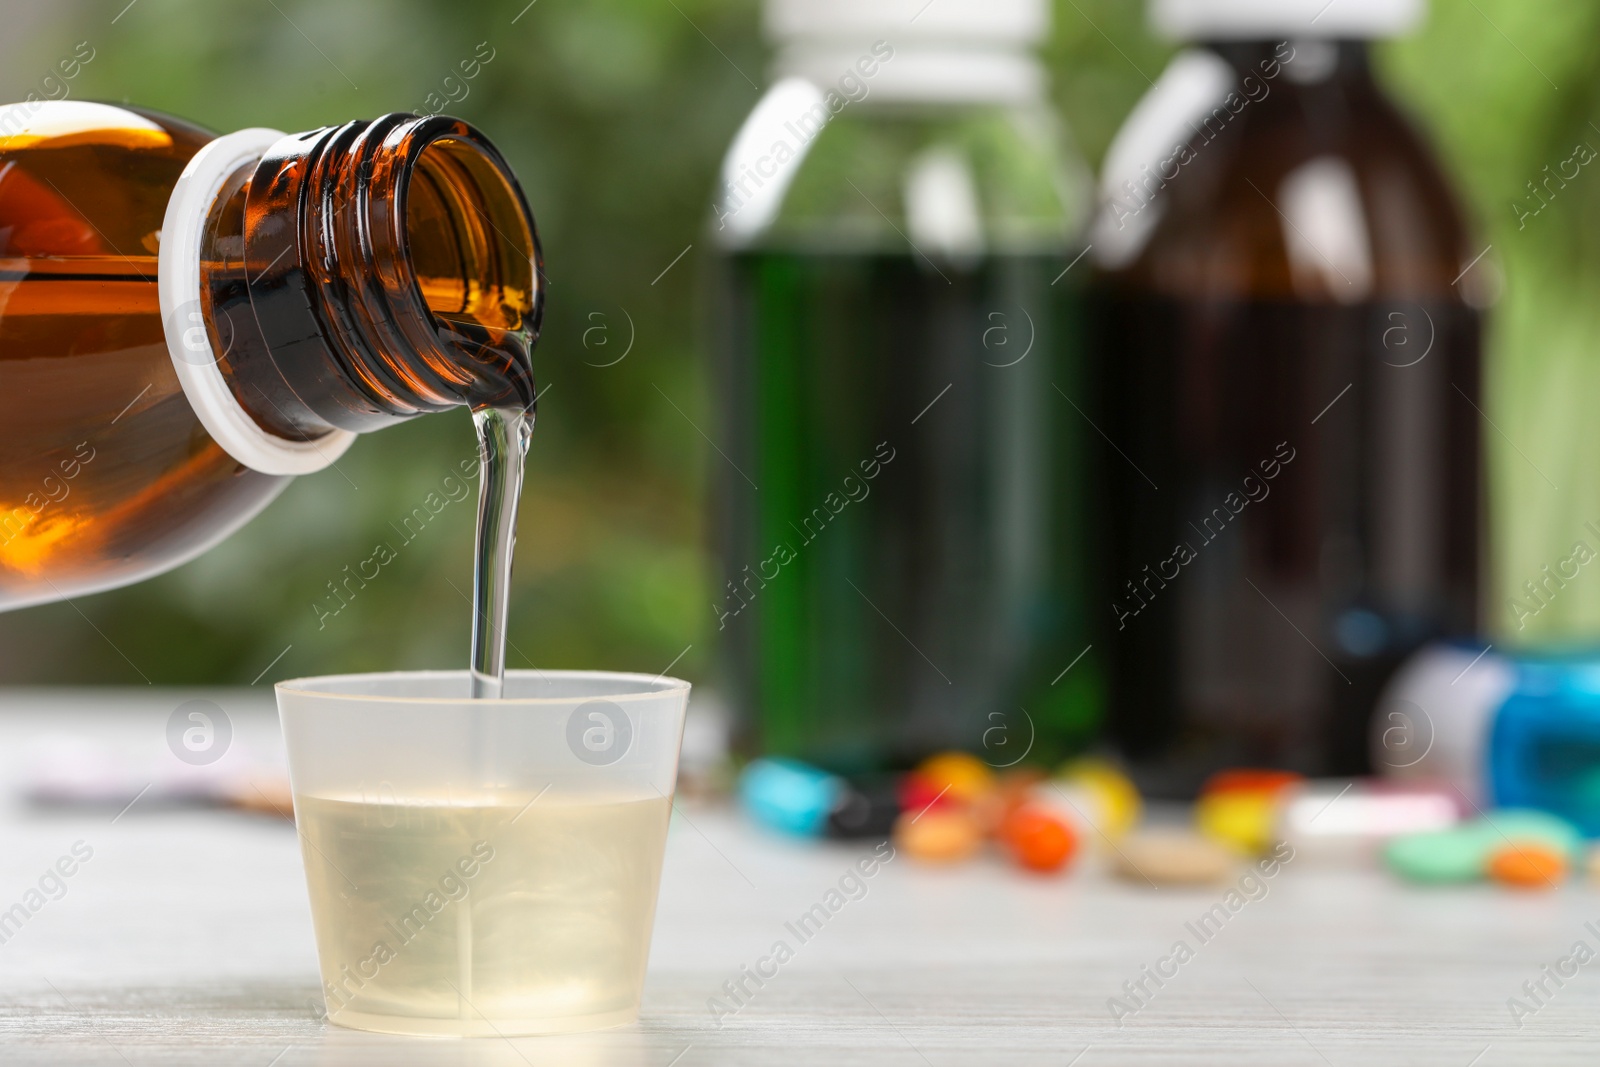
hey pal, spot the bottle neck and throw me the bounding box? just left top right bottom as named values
left=764, top=0, right=1049, bottom=106
left=1207, top=38, right=1373, bottom=86
left=772, top=41, right=1046, bottom=108
left=197, top=114, right=541, bottom=444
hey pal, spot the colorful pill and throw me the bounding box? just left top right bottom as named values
left=914, top=751, right=995, bottom=803
left=1488, top=842, right=1566, bottom=889
left=899, top=772, right=959, bottom=818
left=1112, top=828, right=1236, bottom=886
left=1201, top=769, right=1304, bottom=797
left=1384, top=827, right=1485, bottom=884
left=999, top=806, right=1078, bottom=873
left=893, top=808, right=983, bottom=864
left=1196, top=790, right=1278, bottom=855
left=1057, top=758, right=1141, bottom=839
left=738, top=758, right=843, bottom=837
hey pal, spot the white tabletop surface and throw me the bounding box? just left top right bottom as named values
left=0, top=689, right=1596, bottom=1066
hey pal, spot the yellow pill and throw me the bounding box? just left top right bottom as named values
left=915, top=751, right=996, bottom=805
left=1196, top=790, right=1277, bottom=855
left=1058, top=758, right=1142, bottom=840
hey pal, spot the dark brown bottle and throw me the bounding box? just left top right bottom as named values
left=0, top=101, right=539, bottom=611
left=1092, top=37, right=1483, bottom=792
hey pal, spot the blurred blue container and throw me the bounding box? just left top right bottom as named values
left=1489, top=649, right=1600, bottom=837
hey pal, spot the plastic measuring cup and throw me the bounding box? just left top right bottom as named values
left=275, top=669, right=690, bottom=1037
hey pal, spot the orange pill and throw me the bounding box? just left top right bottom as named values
left=999, top=806, right=1078, bottom=874
left=893, top=808, right=983, bottom=864
left=1488, top=842, right=1567, bottom=889
left=1200, top=769, right=1303, bottom=798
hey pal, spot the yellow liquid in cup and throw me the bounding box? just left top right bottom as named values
left=295, top=793, right=672, bottom=1036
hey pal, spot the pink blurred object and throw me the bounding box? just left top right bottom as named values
left=1274, top=778, right=1463, bottom=865
left=18, top=734, right=290, bottom=817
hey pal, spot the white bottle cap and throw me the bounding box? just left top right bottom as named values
left=1151, top=0, right=1424, bottom=40
left=764, top=0, right=1048, bottom=46
left=160, top=128, right=357, bottom=475
left=764, top=0, right=1049, bottom=105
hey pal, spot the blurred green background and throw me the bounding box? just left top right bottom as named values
left=0, top=0, right=1593, bottom=684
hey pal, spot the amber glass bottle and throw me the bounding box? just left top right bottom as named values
left=0, top=101, right=539, bottom=611
left=1093, top=3, right=1482, bottom=790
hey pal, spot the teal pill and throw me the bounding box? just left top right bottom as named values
left=1384, top=827, right=1487, bottom=884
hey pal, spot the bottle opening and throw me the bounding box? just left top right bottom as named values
left=371, top=120, right=540, bottom=416
left=198, top=114, right=543, bottom=446
left=406, top=135, right=539, bottom=375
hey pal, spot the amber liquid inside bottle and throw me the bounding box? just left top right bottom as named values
left=1094, top=42, right=1482, bottom=790
left=0, top=110, right=284, bottom=609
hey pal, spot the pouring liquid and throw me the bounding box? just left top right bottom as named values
left=468, top=405, right=531, bottom=700
left=456, top=403, right=531, bottom=1018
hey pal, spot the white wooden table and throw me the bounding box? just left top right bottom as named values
left=0, top=690, right=1595, bottom=1065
